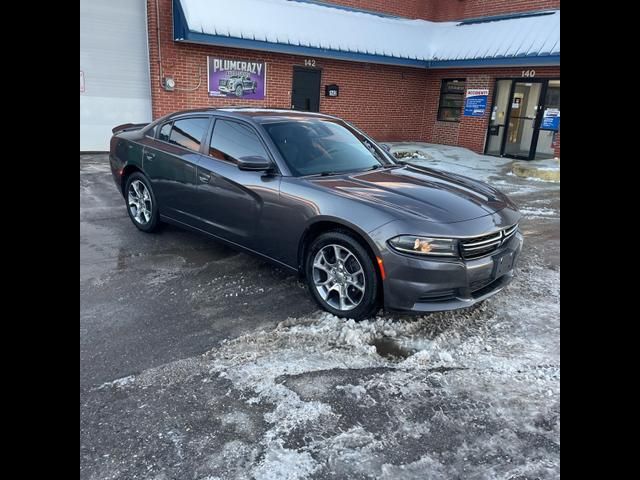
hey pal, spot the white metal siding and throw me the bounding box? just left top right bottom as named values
left=80, top=0, right=152, bottom=151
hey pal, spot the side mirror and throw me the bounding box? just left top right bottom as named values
left=380, top=143, right=391, bottom=152
left=237, top=155, right=273, bottom=171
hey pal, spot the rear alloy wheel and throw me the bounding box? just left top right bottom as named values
left=125, top=172, right=160, bottom=232
left=306, top=231, right=380, bottom=320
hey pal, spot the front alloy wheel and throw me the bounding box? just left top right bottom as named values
left=312, top=244, right=366, bottom=311
left=306, top=231, right=380, bottom=321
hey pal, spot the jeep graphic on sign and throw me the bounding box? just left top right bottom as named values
left=218, top=75, right=257, bottom=97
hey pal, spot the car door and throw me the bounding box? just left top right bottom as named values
left=194, top=117, right=282, bottom=253
left=142, top=116, right=211, bottom=224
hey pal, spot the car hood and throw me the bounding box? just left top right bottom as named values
left=307, top=165, right=515, bottom=223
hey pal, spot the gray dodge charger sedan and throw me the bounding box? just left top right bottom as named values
left=109, top=108, right=522, bottom=320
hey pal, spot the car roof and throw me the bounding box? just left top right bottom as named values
left=166, top=107, right=340, bottom=124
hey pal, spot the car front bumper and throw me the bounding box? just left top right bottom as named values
left=380, top=231, right=523, bottom=313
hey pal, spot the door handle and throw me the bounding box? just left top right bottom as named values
left=198, top=172, right=211, bottom=184
left=144, top=152, right=156, bottom=162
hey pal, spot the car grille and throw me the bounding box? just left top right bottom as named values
left=470, top=277, right=505, bottom=298
left=418, top=289, right=457, bottom=302
left=469, top=277, right=494, bottom=292
left=460, top=224, right=518, bottom=259
left=219, top=79, right=228, bottom=87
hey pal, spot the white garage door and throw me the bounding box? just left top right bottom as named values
left=80, top=0, right=152, bottom=151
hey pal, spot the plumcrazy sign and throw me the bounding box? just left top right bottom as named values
left=208, top=57, right=266, bottom=100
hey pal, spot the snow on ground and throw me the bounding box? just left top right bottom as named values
left=388, top=142, right=511, bottom=182
left=387, top=142, right=560, bottom=200
left=105, top=252, right=559, bottom=479
left=518, top=207, right=559, bottom=218
left=83, top=146, right=559, bottom=479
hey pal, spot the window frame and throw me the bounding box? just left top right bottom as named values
left=157, top=121, right=173, bottom=143
left=207, top=117, right=279, bottom=173
left=154, top=115, right=212, bottom=154
left=168, top=116, right=212, bottom=153
left=437, top=78, right=466, bottom=123
left=144, top=124, right=157, bottom=139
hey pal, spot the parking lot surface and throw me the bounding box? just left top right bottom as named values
left=80, top=151, right=559, bottom=480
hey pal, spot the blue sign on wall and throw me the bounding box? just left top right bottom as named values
left=464, top=88, right=489, bottom=117
left=541, top=108, right=560, bottom=131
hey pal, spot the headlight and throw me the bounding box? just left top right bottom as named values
left=388, top=235, right=458, bottom=257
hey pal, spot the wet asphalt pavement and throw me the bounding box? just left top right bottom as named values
left=80, top=154, right=317, bottom=389
left=80, top=153, right=560, bottom=480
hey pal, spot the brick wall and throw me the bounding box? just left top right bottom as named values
left=420, top=0, right=560, bottom=21
left=317, top=0, right=424, bottom=18
left=421, top=66, right=560, bottom=155
left=148, top=0, right=430, bottom=141
left=324, top=0, right=560, bottom=20
left=148, top=0, right=560, bottom=157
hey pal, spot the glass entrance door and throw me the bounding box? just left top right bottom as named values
left=485, top=80, right=512, bottom=156
left=534, top=80, right=560, bottom=159
left=503, top=81, right=543, bottom=159
left=484, top=78, right=560, bottom=160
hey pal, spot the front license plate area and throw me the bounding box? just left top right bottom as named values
left=493, top=250, right=515, bottom=277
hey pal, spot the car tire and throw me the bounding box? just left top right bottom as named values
left=305, top=231, right=380, bottom=321
left=124, top=172, right=161, bottom=233
left=235, top=85, right=243, bottom=97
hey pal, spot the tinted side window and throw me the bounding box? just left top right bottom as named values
left=169, top=118, right=210, bottom=152
left=209, top=119, right=268, bottom=163
left=159, top=122, right=172, bottom=142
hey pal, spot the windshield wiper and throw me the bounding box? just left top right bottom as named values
left=305, top=165, right=388, bottom=177
left=300, top=171, right=343, bottom=177
left=362, top=164, right=403, bottom=172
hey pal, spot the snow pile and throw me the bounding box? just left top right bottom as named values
left=251, top=442, right=319, bottom=480
left=99, top=249, right=559, bottom=478
left=519, top=206, right=559, bottom=218
left=389, top=142, right=511, bottom=182
left=193, top=255, right=559, bottom=477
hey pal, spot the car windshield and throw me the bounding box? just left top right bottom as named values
left=263, top=119, right=391, bottom=176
